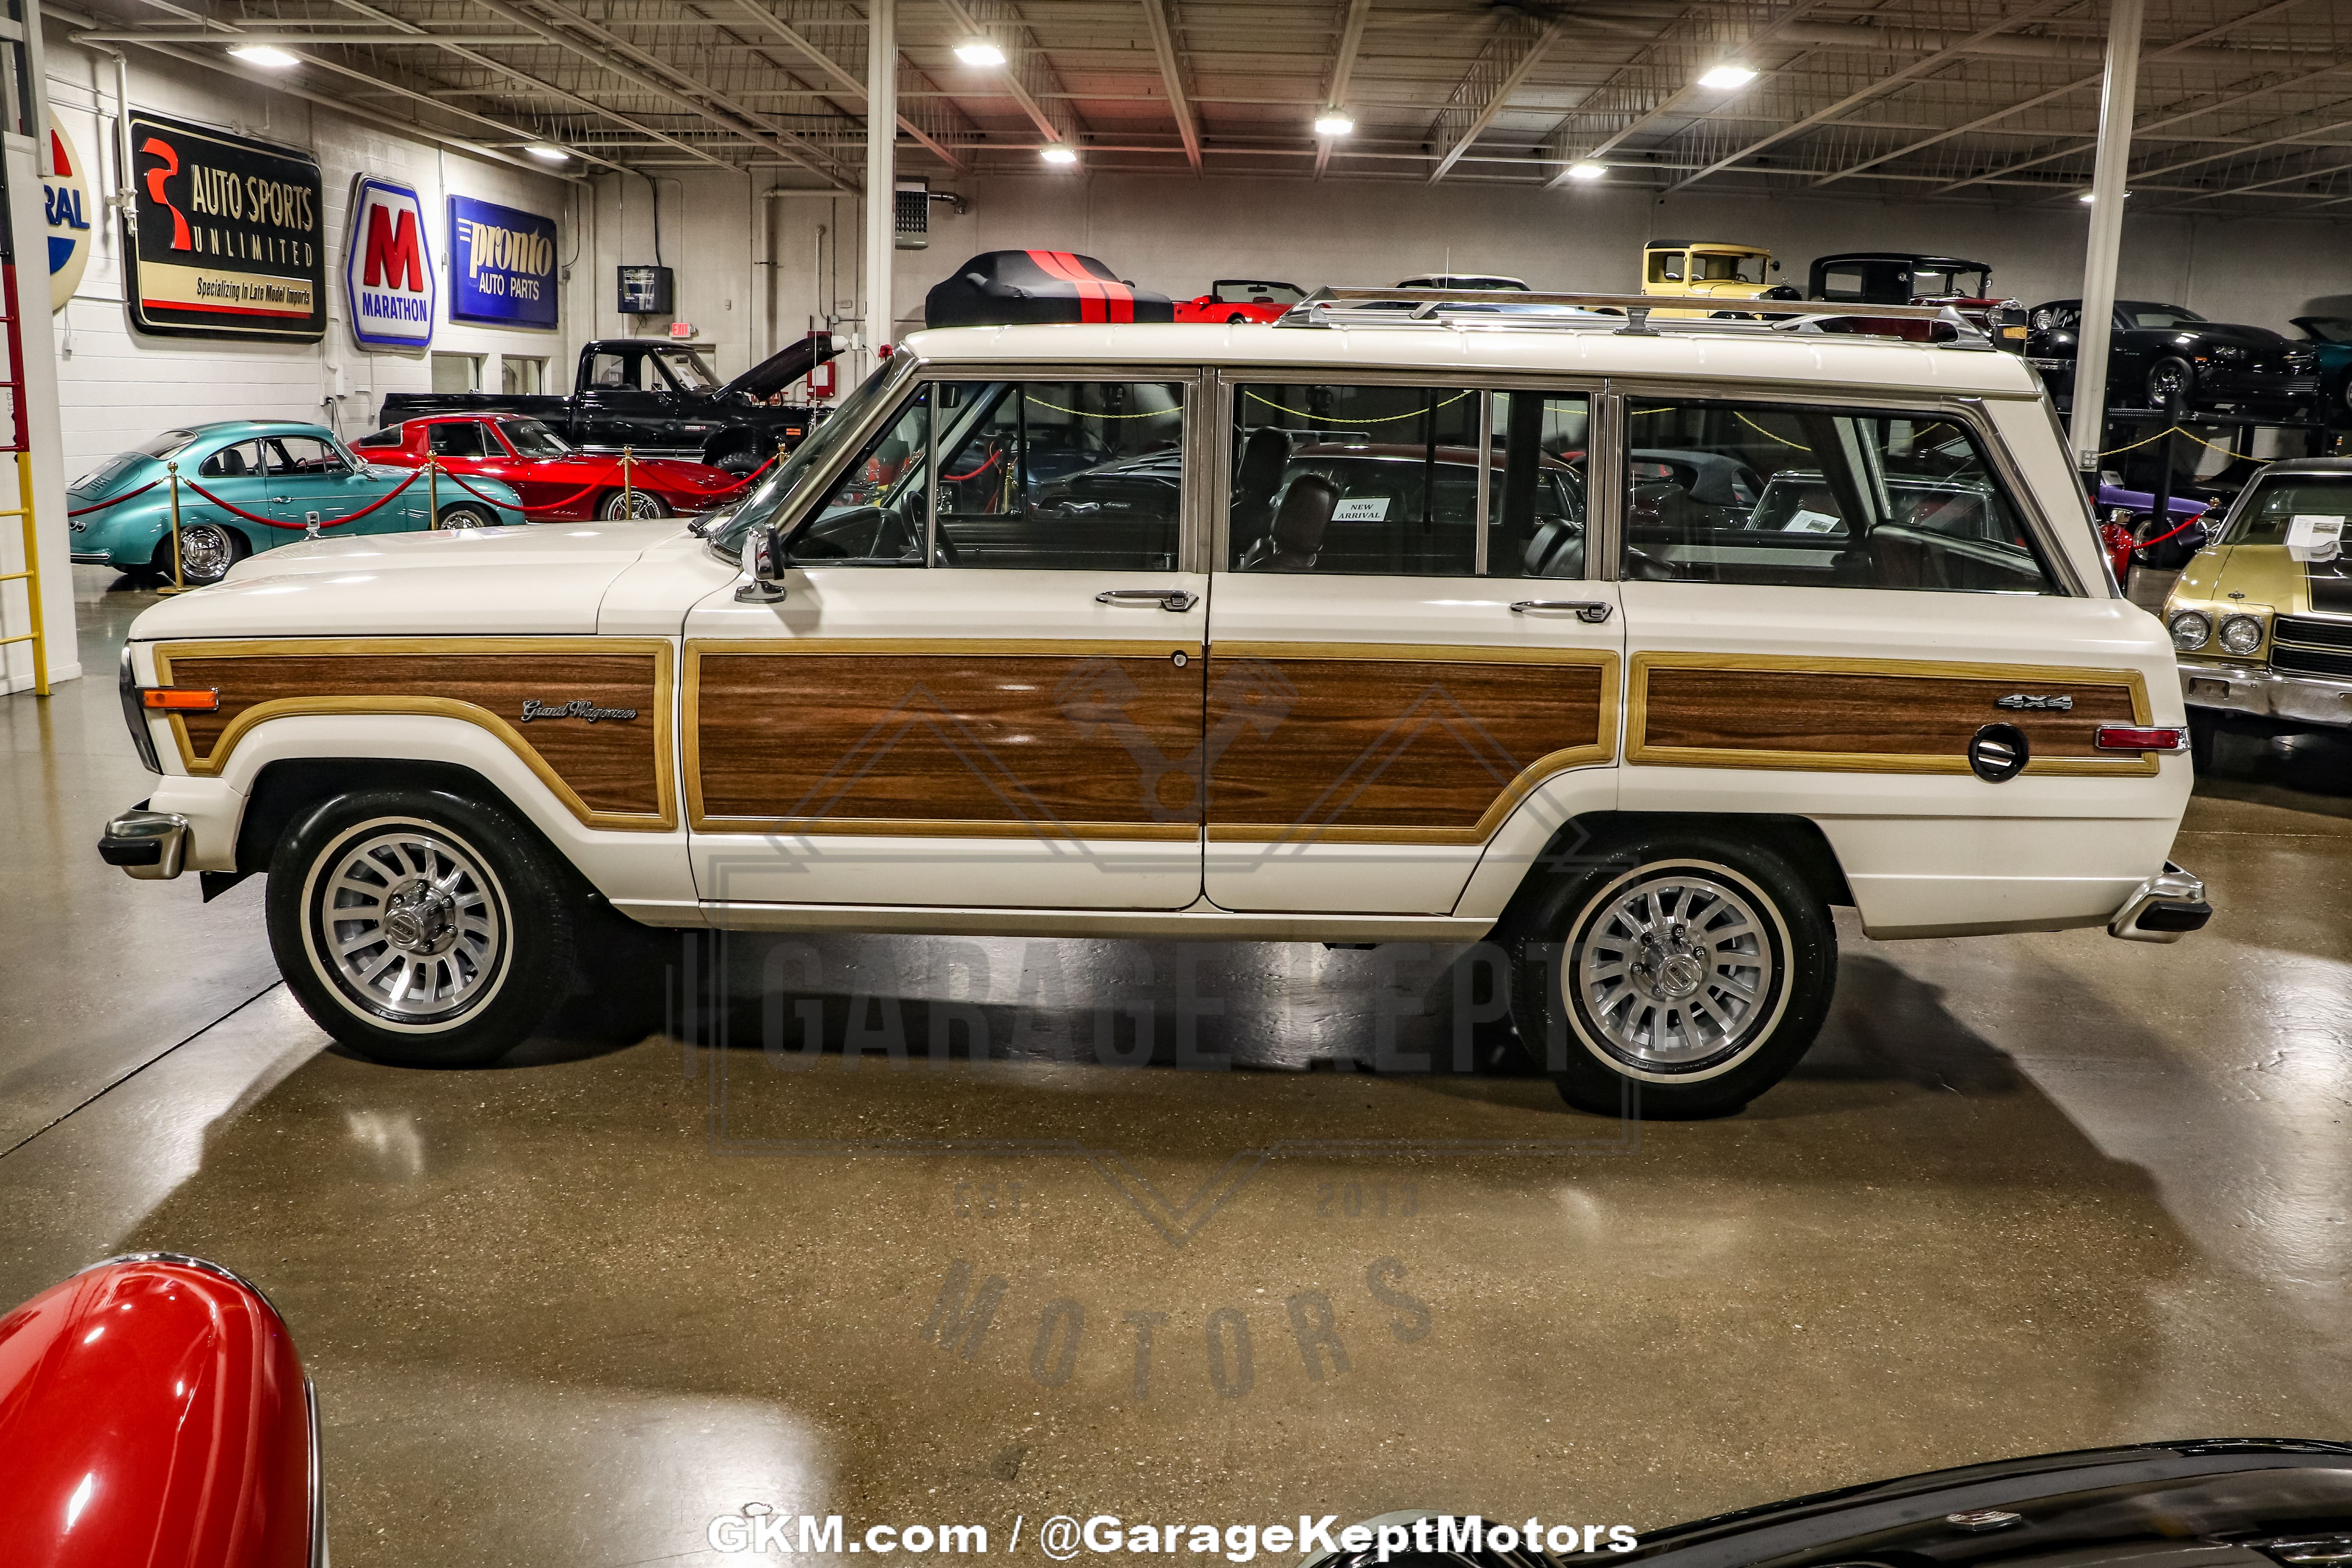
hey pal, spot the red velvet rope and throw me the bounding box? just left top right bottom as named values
left=67, top=478, right=160, bottom=516
left=179, top=466, right=424, bottom=530
left=2136, top=508, right=2209, bottom=550
left=439, top=464, right=609, bottom=515
left=944, top=450, right=1001, bottom=483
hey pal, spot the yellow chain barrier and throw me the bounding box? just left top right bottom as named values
left=1241, top=388, right=1474, bottom=424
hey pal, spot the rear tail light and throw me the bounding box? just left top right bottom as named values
left=141, top=687, right=220, bottom=712
left=2095, top=725, right=2188, bottom=752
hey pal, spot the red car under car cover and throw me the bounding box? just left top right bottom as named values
left=924, top=250, right=1177, bottom=328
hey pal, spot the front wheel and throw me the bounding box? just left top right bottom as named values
left=596, top=488, right=671, bottom=520
left=2147, top=356, right=2196, bottom=413
left=266, top=789, right=576, bottom=1067
left=436, top=501, right=500, bottom=529
left=1505, top=828, right=1837, bottom=1118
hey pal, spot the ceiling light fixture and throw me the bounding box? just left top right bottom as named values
left=524, top=143, right=571, bottom=162
left=1314, top=111, right=1354, bottom=136
left=2078, top=189, right=2130, bottom=202
left=228, top=44, right=301, bottom=68
left=1566, top=161, right=1606, bottom=180
left=955, top=39, right=1006, bottom=66
left=1697, top=64, right=1757, bottom=89
left=1039, top=143, right=1078, bottom=165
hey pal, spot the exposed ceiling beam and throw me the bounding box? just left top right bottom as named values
left=1662, top=0, right=2078, bottom=195
left=1138, top=0, right=1201, bottom=171
left=725, top=0, right=971, bottom=171
left=1813, top=0, right=2312, bottom=187
left=1427, top=11, right=1563, bottom=182
left=1313, top=0, right=1370, bottom=178
left=934, top=0, right=1082, bottom=146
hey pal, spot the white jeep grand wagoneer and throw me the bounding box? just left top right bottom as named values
left=100, top=292, right=2209, bottom=1116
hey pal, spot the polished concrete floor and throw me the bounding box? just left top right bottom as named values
left=4, top=566, right=2349, bottom=1566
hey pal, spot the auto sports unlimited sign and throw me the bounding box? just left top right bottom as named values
left=448, top=195, right=558, bottom=329
left=345, top=175, right=435, bottom=350
left=125, top=112, right=325, bottom=341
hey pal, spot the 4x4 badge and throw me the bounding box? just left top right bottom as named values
left=1995, top=693, right=2072, bottom=711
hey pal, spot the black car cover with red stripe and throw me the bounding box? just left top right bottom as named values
left=925, top=250, right=1176, bottom=328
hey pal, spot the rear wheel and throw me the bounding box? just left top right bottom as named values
left=156, top=521, right=247, bottom=585
left=2147, top=356, right=2196, bottom=412
left=266, top=789, right=575, bottom=1067
left=1505, top=826, right=1837, bottom=1118
left=596, top=488, right=671, bottom=520
left=436, top=501, right=499, bottom=529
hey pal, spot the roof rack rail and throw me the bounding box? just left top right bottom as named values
left=1276, top=287, right=1991, bottom=350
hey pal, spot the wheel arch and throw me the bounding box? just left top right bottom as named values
left=236, top=757, right=557, bottom=875
left=1479, top=810, right=1856, bottom=938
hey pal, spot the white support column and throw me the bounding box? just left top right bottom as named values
left=862, top=0, right=895, bottom=382
left=2067, top=0, right=2144, bottom=471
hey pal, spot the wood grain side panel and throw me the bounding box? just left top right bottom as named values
left=164, top=651, right=666, bottom=817
left=1204, top=653, right=1609, bottom=836
left=693, top=650, right=1205, bottom=831
left=1632, top=658, right=2151, bottom=774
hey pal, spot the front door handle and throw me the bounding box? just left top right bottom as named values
left=1097, top=588, right=1199, bottom=612
left=1510, top=599, right=1612, bottom=623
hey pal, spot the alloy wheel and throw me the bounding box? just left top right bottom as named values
left=307, top=824, right=508, bottom=1024
left=1570, top=867, right=1777, bottom=1072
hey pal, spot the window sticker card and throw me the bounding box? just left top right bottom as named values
left=1332, top=496, right=1390, bottom=521
left=1782, top=508, right=1842, bottom=534
left=2287, top=514, right=2345, bottom=561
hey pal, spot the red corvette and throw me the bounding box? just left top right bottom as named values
left=1174, top=278, right=1305, bottom=324
left=352, top=413, right=750, bottom=520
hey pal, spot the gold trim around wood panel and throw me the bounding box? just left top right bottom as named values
left=1624, top=651, right=2159, bottom=778
left=1205, top=642, right=1621, bottom=845
left=149, top=637, right=679, bottom=831
left=683, top=637, right=1209, bottom=838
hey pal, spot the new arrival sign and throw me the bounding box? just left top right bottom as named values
left=125, top=112, right=325, bottom=341
left=345, top=175, right=435, bottom=350
left=448, top=195, right=558, bottom=330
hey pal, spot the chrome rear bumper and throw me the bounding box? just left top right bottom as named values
left=2108, top=861, right=2211, bottom=943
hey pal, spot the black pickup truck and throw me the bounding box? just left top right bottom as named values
left=379, top=334, right=843, bottom=474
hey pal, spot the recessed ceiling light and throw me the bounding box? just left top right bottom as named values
left=1697, top=64, right=1757, bottom=89
left=1314, top=111, right=1354, bottom=136
left=228, top=44, right=301, bottom=68
left=1039, top=143, right=1078, bottom=165
left=955, top=39, right=1006, bottom=66
left=1567, top=161, right=1606, bottom=180
left=524, top=143, right=571, bottom=162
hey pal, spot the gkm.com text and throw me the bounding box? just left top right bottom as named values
left=706, top=1511, right=1640, bottom=1559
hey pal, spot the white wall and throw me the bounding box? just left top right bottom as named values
left=40, top=40, right=577, bottom=478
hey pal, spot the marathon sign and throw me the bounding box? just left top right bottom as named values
left=344, top=175, right=436, bottom=351
left=124, top=112, right=325, bottom=342
left=448, top=194, right=559, bottom=330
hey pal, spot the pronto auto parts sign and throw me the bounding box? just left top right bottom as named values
left=344, top=174, right=435, bottom=350
left=448, top=194, right=558, bottom=330
left=124, top=112, right=325, bottom=341
left=43, top=114, right=93, bottom=312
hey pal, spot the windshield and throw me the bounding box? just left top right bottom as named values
left=1213, top=280, right=1305, bottom=305
left=1694, top=252, right=1769, bottom=285
left=504, top=419, right=572, bottom=457
left=2224, top=474, right=2352, bottom=546
left=2122, top=302, right=2207, bottom=329
left=2301, top=318, right=2352, bottom=345
left=657, top=349, right=720, bottom=393
left=706, top=363, right=900, bottom=555
left=1913, top=267, right=1989, bottom=298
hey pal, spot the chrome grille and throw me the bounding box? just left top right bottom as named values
left=2274, top=615, right=2352, bottom=652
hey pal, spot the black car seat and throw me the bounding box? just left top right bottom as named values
left=1229, top=427, right=1290, bottom=547
left=1520, top=517, right=1585, bottom=578
left=211, top=446, right=249, bottom=477
left=1238, top=474, right=1338, bottom=572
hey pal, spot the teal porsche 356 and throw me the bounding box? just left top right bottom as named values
left=67, top=420, right=528, bottom=585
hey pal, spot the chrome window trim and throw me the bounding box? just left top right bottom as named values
left=1605, top=379, right=2088, bottom=598
left=1474, top=389, right=1493, bottom=577
left=1589, top=387, right=1626, bottom=583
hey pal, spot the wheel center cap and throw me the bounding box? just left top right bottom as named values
left=1653, top=951, right=1707, bottom=999
left=382, top=882, right=456, bottom=955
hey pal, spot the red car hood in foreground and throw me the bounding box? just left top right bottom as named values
left=0, top=1254, right=319, bottom=1567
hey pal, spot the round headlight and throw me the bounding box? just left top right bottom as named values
left=2169, top=610, right=2213, bottom=652
left=2219, top=613, right=2265, bottom=655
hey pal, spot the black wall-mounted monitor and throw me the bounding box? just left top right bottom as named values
left=617, top=265, right=673, bottom=316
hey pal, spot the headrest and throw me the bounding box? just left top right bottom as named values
left=1272, top=474, right=1338, bottom=556
left=1237, top=426, right=1288, bottom=498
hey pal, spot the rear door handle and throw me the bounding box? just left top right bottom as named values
left=1097, top=588, right=1200, bottom=612
left=1510, top=599, right=1612, bottom=623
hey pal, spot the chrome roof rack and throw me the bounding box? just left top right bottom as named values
left=1276, top=287, right=1991, bottom=350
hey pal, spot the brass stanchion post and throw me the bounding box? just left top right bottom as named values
left=622, top=446, right=635, bottom=516
left=157, top=461, right=187, bottom=595
left=428, top=457, right=441, bottom=529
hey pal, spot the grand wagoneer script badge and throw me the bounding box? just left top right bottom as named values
left=519, top=699, right=639, bottom=723
left=1994, top=693, right=2073, bottom=711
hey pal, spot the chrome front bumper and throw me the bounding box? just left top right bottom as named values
left=2178, top=658, right=2352, bottom=730
left=2109, top=861, right=2212, bottom=943
left=99, top=805, right=191, bottom=880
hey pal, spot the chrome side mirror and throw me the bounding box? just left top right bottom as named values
left=734, top=523, right=787, bottom=603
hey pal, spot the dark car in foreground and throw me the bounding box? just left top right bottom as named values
left=1303, top=1440, right=2352, bottom=1568
left=2025, top=299, right=2322, bottom=418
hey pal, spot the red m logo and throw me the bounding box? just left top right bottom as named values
left=361, top=201, right=425, bottom=291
